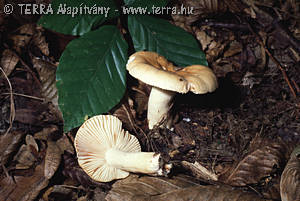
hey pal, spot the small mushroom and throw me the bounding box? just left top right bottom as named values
left=126, top=51, right=218, bottom=129
left=74, top=115, right=172, bottom=182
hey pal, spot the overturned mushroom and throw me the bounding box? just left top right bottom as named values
left=126, top=51, right=218, bottom=129
left=74, top=115, right=172, bottom=182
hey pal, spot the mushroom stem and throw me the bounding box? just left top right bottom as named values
left=147, top=87, right=175, bottom=129
left=106, top=149, right=161, bottom=174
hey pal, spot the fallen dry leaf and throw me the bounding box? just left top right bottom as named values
left=280, top=145, right=300, bottom=201
left=10, top=24, right=35, bottom=53
left=25, top=134, right=39, bottom=152
left=13, top=134, right=38, bottom=169
left=194, top=27, right=214, bottom=51
left=0, top=131, right=24, bottom=165
left=14, top=108, right=41, bottom=125
left=32, top=57, right=58, bottom=107
left=56, top=133, right=75, bottom=154
left=181, top=161, right=218, bottom=181
left=43, top=185, right=76, bottom=201
left=106, top=174, right=271, bottom=201
left=34, top=125, right=59, bottom=141
left=1, top=49, right=19, bottom=77
left=0, top=161, right=49, bottom=201
left=44, top=140, right=62, bottom=179
left=13, top=144, right=37, bottom=169
left=32, top=26, right=50, bottom=56
left=221, top=141, right=287, bottom=186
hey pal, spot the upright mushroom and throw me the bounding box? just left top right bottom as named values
left=126, top=51, right=218, bottom=129
left=74, top=115, right=172, bottom=182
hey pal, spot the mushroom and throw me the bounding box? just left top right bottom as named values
left=74, top=115, right=172, bottom=182
left=126, top=51, right=218, bottom=129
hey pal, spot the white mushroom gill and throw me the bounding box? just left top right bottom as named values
left=74, top=115, right=172, bottom=182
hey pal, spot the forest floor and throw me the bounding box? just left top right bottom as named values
left=0, top=0, right=299, bottom=201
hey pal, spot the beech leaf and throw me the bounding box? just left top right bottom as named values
left=106, top=175, right=271, bottom=201
left=128, top=15, right=208, bottom=67
left=56, top=25, right=128, bottom=132
left=222, top=142, right=287, bottom=186
left=38, top=0, right=119, bottom=36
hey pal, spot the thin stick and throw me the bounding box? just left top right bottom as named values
left=1, top=92, right=44, bottom=101
left=0, top=66, right=15, bottom=135
left=292, top=79, right=300, bottom=93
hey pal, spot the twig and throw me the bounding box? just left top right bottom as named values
left=1, top=92, right=44, bottom=101
left=291, top=79, right=300, bottom=93
left=196, top=21, right=249, bottom=31
left=246, top=24, right=297, bottom=98
left=0, top=67, right=15, bottom=180
left=0, top=66, right=15, bottom=135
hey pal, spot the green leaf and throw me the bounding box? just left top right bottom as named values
left=128, top=15, right=207, bottom=67
left=38, top=0, right=119, bottom=36
left=56, top=26, right=128, bottom=132
left=124, top=0, right=169, bottom=14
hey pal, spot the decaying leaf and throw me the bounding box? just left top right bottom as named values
left=56, top=133, right=75, bottom=154
left=10, top=24, right=36, bottom=53
left=43, top=185, right=76, bottom=201
left=34, top=125, right=59, bottom=141
left=14, top=108, right=42, bottom=125
left=0, top=131, right=23, bottom=163
left=194, top=27, right=214, bottom=51
left=181, top=161, right=218, bottom=181
left=106, top=174, right=271, bottom=201
left=32, top=26, right=50, bottom=56
left=32, top=57, right=58, bottom=107
left=280, top=145, right=300, bottom=201
left=1, top=49, right=19, bottom=77
left=13, top=134, right=38, bottom=169
left=221, top=141, right=287, bottom=186
left=44, top=140, right=62, bottom=179
left=13, top=144, right=36, bottom=169
left=0, top=161, right=49, bottom=201
left=25, top=134, right=39, bottom=152
left=193, top=26, right=229, bottom=62
left=0, top=131, right=24, bottom=166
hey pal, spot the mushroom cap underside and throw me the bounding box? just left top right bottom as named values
left=74, top=115, right=141, bottom=182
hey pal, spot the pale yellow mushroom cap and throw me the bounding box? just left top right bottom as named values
left=176, top=65, right=218, bottom=94
left=126, top=51, right=218, bottom=94
left=74, top=115, right=141, bottom=182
